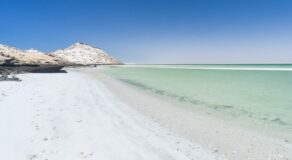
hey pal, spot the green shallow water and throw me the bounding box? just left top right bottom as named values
left=103, top=65, right=292, bottom=134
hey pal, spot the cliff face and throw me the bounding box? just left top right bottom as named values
left=50, top=42, right=122, bottom=65
left=0, top=45, right=62, bottom=65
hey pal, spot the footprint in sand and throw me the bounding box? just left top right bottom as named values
left=35, top=125, right=40, bottom=131
left=80, top=152, right=94, bottom=159
left=27, top=154, right=38, bottom=160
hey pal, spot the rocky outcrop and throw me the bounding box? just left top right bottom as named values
left=49, top=42, right=122, bottom=65
left=0, top=72, right=21, bottom=81
left=0, top=41, right=122, bottom=77
left=0, top=44, right=66, bottom=73
left=0, top=44, right=62, bottom=65
left=0, top=55, right=13, bottom=65
left=0, top=42, right=122, bottom=68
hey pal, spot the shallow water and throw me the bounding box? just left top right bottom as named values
left=103, top=64, right=292, bottom=134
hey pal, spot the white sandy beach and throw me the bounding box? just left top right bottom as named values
left=2, top=0, right=292, bottom=159
left=0, top=70, right=224, bottom=160
left=0, top=68, right=291, bottom=160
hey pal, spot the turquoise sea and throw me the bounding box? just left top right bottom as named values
left=103, top=64, right=292, bottom=135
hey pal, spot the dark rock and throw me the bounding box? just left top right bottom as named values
left=0, top=71, right=21, bottom=82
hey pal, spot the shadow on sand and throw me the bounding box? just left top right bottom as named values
left=0, top=65, right=67, bottom=81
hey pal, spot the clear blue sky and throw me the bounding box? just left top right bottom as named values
left=1, top=0, right=292, bottom=64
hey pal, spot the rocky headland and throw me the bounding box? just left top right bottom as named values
left=0, top=42, right=121, bottom=80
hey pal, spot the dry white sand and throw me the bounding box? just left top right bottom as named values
left=0, top=70, right=224, bottom=160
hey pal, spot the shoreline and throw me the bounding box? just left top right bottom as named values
left=0, top=68, right=291, bottom=160
left=0, top=69, right=223, bottom=160
left=84, top=67, right=292, bottom=160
